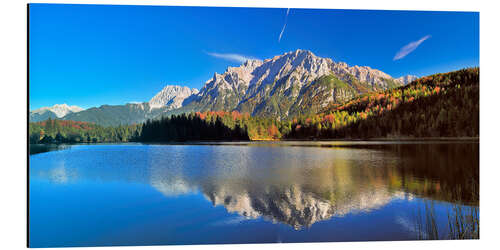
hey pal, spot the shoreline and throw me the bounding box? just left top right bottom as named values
left=280, top=137, right=479, bottom=142
left=29, top=137, right=479, bottom=148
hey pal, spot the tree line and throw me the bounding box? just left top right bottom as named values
left=139, top=112, right=249, bottom=142
left=29, top=119, right=141, bottom=144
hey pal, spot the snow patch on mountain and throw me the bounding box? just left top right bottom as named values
left=31, top=104, right=84, bottom=118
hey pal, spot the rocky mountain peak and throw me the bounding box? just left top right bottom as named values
left=184, top=49, right=413, bottom=117
left=148, top=85, right=199, bottom=110
left=242, top=59, right=264, bottom=68
left=247, top=49, right=333, bottom=87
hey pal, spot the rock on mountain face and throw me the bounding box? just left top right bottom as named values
left=148, top=85, right=199, bottom=111
left=395, top=75, right=418, bottom=85
left=30, top=104, right=84, bottom=122
left=179, top=49, right=414, bottom=118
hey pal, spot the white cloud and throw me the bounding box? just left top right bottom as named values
left=205, top=52, right=258, bottom=63
left=278, top=8, right=290, bottom=42
left=393, top=35, right=431, bottom=61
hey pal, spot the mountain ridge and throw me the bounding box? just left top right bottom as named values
left=30, top=49, right=418, bottom=126
left=177, top=49, right=414, bottom=118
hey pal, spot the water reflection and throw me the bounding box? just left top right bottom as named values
left=29, top=144, right=73, bottom=155
left=31, top=142, right=478, bottom=231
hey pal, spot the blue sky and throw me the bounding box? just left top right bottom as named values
left=29, top=4, right=479, bottom=110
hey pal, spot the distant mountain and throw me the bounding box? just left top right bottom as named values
left=30, top=104, right=84, bottom=122
left=173, top=49, right=413, bottom=118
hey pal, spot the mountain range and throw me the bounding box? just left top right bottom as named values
left=29, top=104, right=84, bottom=122
left=29, top=49, right=417, bottom=126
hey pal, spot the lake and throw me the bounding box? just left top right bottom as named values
left=28, top=141, right=479, bottom=247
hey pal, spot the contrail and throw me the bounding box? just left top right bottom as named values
left=393, top=35, right=431, bottom=61
left=205, top=51, right=258, bottom=63
left=278, top=8, right=290, bottom=42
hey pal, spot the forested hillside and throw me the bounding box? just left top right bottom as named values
left=285, top=68, right=479, bottom=139
left=62, top=103, right=167, bottom=126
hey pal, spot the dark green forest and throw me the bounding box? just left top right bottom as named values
left=139, top=113, right=249, bottom=142
left=29, top=68, right=479, bottom=143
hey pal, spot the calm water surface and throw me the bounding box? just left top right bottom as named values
left=29, top=142, right=479, bottom=247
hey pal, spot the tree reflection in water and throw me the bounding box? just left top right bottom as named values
left=31, top=142, right=479, bottom=236
left=148, top=142, right=479, bottom=232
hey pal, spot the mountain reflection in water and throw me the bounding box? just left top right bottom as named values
left=30, top=142, right=478, bottom=231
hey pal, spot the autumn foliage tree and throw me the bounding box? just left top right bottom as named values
left=284, top=68, right=479, bottom=139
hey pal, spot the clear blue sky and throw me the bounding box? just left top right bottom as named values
left=29, top=4, right=479, bottom=110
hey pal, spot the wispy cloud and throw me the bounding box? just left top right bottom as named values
left=278, top=8, right=290, bottom=42
left=205, top=52, right=258, bottom=63
left=393, top=35, right=431, bottom=61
